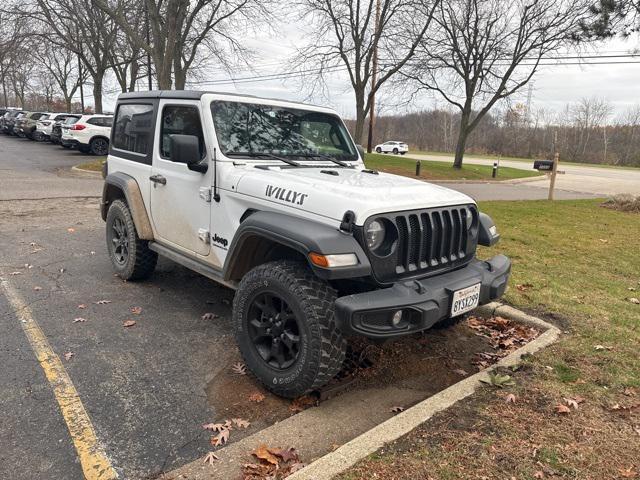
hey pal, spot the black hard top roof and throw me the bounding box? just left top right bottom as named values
left=117, top=90, right=320, bottom=108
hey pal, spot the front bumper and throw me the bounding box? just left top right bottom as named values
left=334, top=255, right=511, bottom=339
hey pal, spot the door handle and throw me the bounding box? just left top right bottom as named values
left=149, top=174, right=167, bottom=186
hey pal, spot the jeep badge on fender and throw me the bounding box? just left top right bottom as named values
left=101, top=91, right=511, bottom=398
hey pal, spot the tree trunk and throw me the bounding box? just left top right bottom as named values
left=65, top=97, right=72, bottom=113
left=453, top=110, right=472, bottom=169
left=155, top=57, right=172, bottom=89
left=93, top=71, right=104, bottom=113
left=353, top=90, right=366, bottom=144
left=129, top=60, right=139, bottom=92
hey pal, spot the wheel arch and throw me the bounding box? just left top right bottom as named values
left=101, top=172, right=154, bottom=240
left=223, top=210, right=371, bottom=282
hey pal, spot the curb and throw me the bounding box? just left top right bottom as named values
left=286, top=302, right=560, bottom=480
left=71, top=165, right=102, bottom=177
left=433, top=175, right=545, bottom=185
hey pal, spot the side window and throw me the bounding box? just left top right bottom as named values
left=103, top=117, right=113, bottom=128
left=113, top=104, right=154, bottom=155
left=160, top=105, right=205, bottom=159
left=87, top=118, right=100, bottom=126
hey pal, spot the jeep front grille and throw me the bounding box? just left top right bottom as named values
left=361, top=205, right=479, bottom=283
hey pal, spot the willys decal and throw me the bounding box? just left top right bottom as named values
left=265, top=185, right=309, bottom=206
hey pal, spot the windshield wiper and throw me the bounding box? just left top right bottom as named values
left=295, top=152, right=351, bottom=167
left=226, top=151, right=300, bottom=167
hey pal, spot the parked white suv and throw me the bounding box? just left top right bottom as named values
left=34, top=113, right=71, bottom=141
left=62, top=114, right=113, bottom=155
left=101, top=91, right=510, bottom=398
left=375, top=140, right=409, bottom=155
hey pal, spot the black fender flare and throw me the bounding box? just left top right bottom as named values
left=101, top=172, right=154, bottom=240
left=223, top=211, right=371, bottom=281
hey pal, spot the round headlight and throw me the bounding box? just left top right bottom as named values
left=365, top=219, right=386, bottom=251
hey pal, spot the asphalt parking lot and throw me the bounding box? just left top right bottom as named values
left=0, top=136, right=572, bottom=479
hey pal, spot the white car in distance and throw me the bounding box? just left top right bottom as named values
left=374, top=141, right=409, bottom=155
left=62, top=114, right=113, bottom=155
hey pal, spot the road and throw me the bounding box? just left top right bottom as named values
left=408, top=152, right=640, bottom=197
left=0, top=135, right=596, bottom=480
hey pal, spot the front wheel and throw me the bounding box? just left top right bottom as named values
left=375, top=147, right=382, bottom=153
left=233, top=261, right=347, bottom=398
left=393, top=148, right=399, bottom=154
left=106, top=200, right=157, bottom=281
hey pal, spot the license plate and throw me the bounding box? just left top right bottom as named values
left=450, top=283, right=481, bottom=316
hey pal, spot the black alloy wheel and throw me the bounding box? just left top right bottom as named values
left=110, top=217, right=129, bottom=266
left=90, top=138, right=109, bottom=156
left=247, top=292, right=301, bottom=370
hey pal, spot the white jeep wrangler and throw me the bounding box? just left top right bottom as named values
left=101, top=91, right=511, bottom=398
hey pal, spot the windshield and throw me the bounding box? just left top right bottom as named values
left=211, top=101, right=358, bottom=161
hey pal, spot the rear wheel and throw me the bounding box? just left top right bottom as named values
left=233, top=261, right=347, bottom=398
left=90, top=137, right=109, bottom=156
left=106, top=200, right=157, bottom=281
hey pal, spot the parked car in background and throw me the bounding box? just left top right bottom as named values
left=8, top=112, right=27, bottom=136
left=61, top=114, right=113, bottom=155
left=50, top=114, right=80, bottom=144
left=58, top=115, right=83, bottom=148
left=20, top=112, right=48, bottom=139
left=0, top=108, right=22, bottom=133
left=374, top=141, right=409, bottom=155
left=34, top=113, right=72, bottom=142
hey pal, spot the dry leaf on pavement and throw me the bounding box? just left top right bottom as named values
left=201, top=313, right=219, bottom=321
left=248, top=392, right=265, bottom=403
left=73, top=317, right=87, bottom=323
left=232, top=418, right=250, bottom=429
left=252, top=444, right=279, bottom=465
left=202, top=451, right=218, bottom=465
left=64, top=352, right=74, bottom=360
left=555, top=404, right=571, bottom=414
left=231, top=362, right=247, bottom=375
left=270, top=447, right=298, bottom=463
left=130, top=306, right=142, bottom=315
left=211, top=429, right=229, bottom=447
left=67, top=228, right=75, bottom=233
left=33, top=286, right=42, bottom=291
left=77, top=304, right=86, bottom=309
left=9, top=271, right=22, bottom=275
left=94, top=300, right=111, bottom=305
left=390, top=406, right=405, bottom=413
left=203, top=423, right=227, bottom=432
left=123, top=320, right=137, bottom=328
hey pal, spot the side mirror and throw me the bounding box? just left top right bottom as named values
left=169, top=134, right=207, bottom=173
left=356, top=144, right=365, bottom=159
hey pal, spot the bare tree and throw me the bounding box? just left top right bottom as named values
left=293, top=0, right=441, bottom=144
left=0, top=10, right=25, bottom=107
left=403, top=0, right=593, bottom=168
left=32, top=42, right=85, bottom=112
left=94, top=0, right=270, bottom=89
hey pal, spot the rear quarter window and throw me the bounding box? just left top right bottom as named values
left=112, top=104, right=154, bottom=155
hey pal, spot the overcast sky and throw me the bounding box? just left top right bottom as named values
left=103, top=23, right=640, bottom=121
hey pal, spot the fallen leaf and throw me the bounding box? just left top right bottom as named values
left=252, top=444, right=279, bottom=465
left=289, top=462, right=306, bottom=473
left=203, top=423, right=227, bottom=432
left=64, top=351, right=74, bottom=360
left=599, top=238, right=608, bottom=243
left=202, top=451, right=218, bottom=465
left=564, top=398, right=580, bottom=410
left=505, top=393, right=517, bottom=404
left=201, top=312, right=219, bottom=321
left=289, top=395, right=316, bottom=413
left=390, top=406, right=405, bottom=413
left=619, top=466, right=638, bottom=478
left=94, top=300, right=111, bottom=305
left=555, top=404, right=571, bottom=414
left=534, top=472, right=544, bottom=479
left=77, top=304, right=86, bottom=309
left=210, top=429, right=229, bottom=447
left=130, top=306, right=142, bottom=315
left=73, top=317, right=87, bottom=323
left=231, top=362, right=247, bottom=375
left=122, top=320, right=136, bottom=328
left=516, top=283, right=534, bottom=292
left=628, top=297, right=640, bottom=305
left=59, top=268, right=65, bottom=273
left=453, top=368, right=468, bottom=376
left=270, top=447, right=298, bottom=463
left=33, top=286, right=42, bottom=291
left=232, top=418, right=250, bottom=429
left=67, top=228, right=75, bottom=233
left=623, top=387, right=637, bottom=397
left=9, top=271, right=22, bottom=276
left=248, top=392, right=265, bottom=403
left=594, top=344, right=612, bottom=351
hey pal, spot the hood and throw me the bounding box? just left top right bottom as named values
left=235, top=165, right=475, bottom=224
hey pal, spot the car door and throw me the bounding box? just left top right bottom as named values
left=149, top=101, right=211, bottom=256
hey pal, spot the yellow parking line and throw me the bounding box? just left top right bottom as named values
left=0, top=276, right=118, bottom=480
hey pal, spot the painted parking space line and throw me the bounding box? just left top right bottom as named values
left=0, top=276, right=118, bottom=480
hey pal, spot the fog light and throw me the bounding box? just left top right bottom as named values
left=391, top=310, right=403, bottom=327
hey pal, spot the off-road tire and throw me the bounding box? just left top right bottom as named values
left=233, top=261, right=347, bottom=398
left=106, top=199, right=157, bottom=281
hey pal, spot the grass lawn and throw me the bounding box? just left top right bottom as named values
left=340, top=199, right=640, bottom=480
left=75, top=157, right=106, bottom=171
left=412, top=149, right=640, bottom=171
left=365, top=153, right=541, bottom=181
